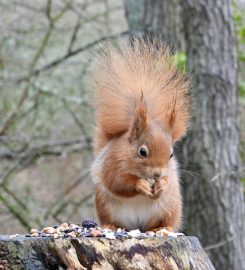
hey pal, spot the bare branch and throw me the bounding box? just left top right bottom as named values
left=0, top=138, right=91, bottom=163
left=62, top=100, right=92, bottom=150
left=2, top=185, right=29, bottom=211
left=34, top=85, right=91, bottom=106
left=16, top=31, right=129, bottom=83
left=46, top=0, right=52, bottom=21
left=52, top=0, right=71, bottom=22
left=67, top=19, right=81, bottom=53
left=0, top=82, right=30, bottom=136
left=52, top=192, right=92, bottom=221
left=44, top=170, right=89, bottom=218
left=0, top=191, right=31, bottom=230
left=67, top=193, right=93, bottom=219
left=204, top=237, right=234, bottom=251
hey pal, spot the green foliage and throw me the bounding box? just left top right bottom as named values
left=234, top=12, right=245, bottom=48
left=242, top=174, right=245, bottom=194
left=173, top=51, right=187, bottom=73
left=239, top=80, right=245, bottom=105
left=240, top=81, right=245, bottom=104
left=233, top=1, right=245, bottom=98
left=241, top=140, right=245, bottom=160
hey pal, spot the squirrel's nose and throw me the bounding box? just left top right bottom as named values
left=147, top=167, right=164, bottom=179
left=153, top=172, right=161, bottom=178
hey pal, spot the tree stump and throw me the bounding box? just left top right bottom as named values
left=0, top=235, right=215, bottom=270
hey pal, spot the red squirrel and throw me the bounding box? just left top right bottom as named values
left=91, top=38, right=191, bottom=232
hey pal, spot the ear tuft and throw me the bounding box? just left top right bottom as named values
left=129, top=98, right=147, bottom=142
left=165, top=88, right=190, bottom=142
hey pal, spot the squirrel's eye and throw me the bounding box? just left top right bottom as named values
left=138, top=145, right=148, bottom=158
left=170, top=153, right=173, bottom=159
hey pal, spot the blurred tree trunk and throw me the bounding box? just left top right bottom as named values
left=124, top=0, right=185, bottom=50
left=180, top=1, right=245, bottom=269
left=124, top=0, right=245, bottom=270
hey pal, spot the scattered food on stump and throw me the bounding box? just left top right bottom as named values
left=19, top=219, right=184, bottom=240
left=0, top=219, right=216, bottom=270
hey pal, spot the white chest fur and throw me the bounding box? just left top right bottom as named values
left=108, top=194, right=166, bottom=231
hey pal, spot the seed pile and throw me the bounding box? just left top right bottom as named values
left=25, top=219, right=184, bottom=239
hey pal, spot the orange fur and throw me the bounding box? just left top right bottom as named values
left=91, top=38, right=191, bottom=232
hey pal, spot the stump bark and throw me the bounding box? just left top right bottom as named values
left=0, top=235, right=215, bottom=270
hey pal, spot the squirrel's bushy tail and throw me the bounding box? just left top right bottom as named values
left=92, top=38, right=191, bottom=153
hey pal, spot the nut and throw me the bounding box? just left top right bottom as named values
left=90, top=229, right=103, bottom=237
left=42, top=227, right=56, bottom=234
left=30, top=228, right=39, bottom=234
left=67, top=231, right=77, bottom=238
left=156, top=228, right=169, bottom=237
left=53, top=233, right=59, bottom=238
left=146, top=231, right=156, bottom=237
left=60, top=222, right=69, bottom=228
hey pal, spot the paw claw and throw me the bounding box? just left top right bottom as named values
left=136, top=179, right=154, bottom=198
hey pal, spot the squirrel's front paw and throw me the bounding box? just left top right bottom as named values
left=152, top=178, right=168, bottom=199
left=136, top=179, right=154, bottom=198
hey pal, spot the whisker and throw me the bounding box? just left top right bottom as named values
left=168, top=167, right=199, bottom=177
left=177, top=161, right=200, bottom=167
left=178, top=169, right=200, bottom=177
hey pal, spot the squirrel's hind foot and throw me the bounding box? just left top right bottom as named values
left=102, top=224, right=119, bottom=231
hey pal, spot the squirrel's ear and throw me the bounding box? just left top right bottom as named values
left=168, top=108, right=178, bottom=141
left=166, top=98, right=189, bottom=143
left=129, top=99, right=147, bottom=142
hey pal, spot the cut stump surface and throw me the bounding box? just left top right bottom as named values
left=0, top=235, right=215, bottom=270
